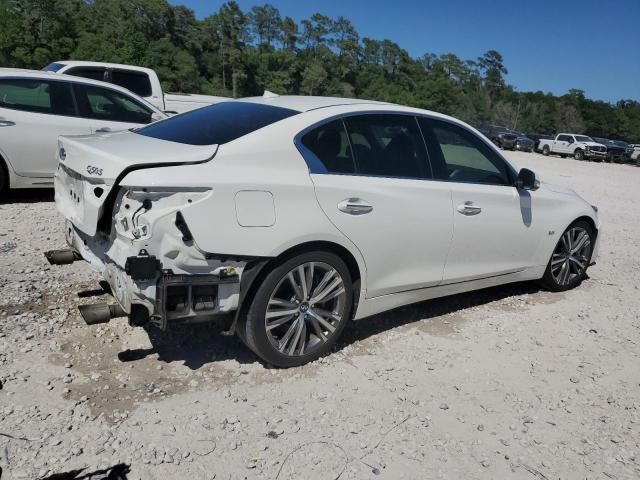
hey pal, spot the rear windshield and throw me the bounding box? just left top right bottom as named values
left=42, top=63, right=66, bottom=72
left=136, top=101, right=300, bottom=145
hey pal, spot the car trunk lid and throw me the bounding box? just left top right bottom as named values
left=55, top=130, right=216, bottom=236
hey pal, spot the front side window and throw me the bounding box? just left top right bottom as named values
left=111, top=70, right=152, bottom=97
left=421, top=118, right=513, bottom=186
left=0, top=79, right=75, bottom=116
left=137, top=101, right=299, bottom=145
left=42, top=63, right=66, bottom=72
left=73, top=84, right=152, bottom=124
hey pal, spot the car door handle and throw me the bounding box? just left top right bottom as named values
left=0, top=120, right=15, bottom=127
left=95, top=127, right=111, bottom=133
left=457, top=202, right=482, bottom=216
left=337, top=198, right=373, bottom=215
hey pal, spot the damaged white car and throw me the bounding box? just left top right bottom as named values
left=47, top=96, right=600, bottom=367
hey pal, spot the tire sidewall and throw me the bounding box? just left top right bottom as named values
left=242, top=250, right=354, bottom=367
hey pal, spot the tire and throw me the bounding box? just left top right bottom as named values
left=574, top=149, right=584, bottom=161
left=540, top=220, right=594, bottom=292
left=0, top=158, right=7, bottom=194
left=542, top=145, right=550, bottom=156
left=560, top=154, right=567, bottom=158
left=239, top=250, right=354, bottom=367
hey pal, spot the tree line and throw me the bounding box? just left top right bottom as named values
left=1, top=0, right=639, bottom=141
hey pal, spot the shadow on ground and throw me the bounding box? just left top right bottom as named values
left=0, top=188, right=54, bottom=204
left=118, top=282, right=544, bottom=370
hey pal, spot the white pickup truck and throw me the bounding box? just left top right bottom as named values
left=43, top=61, right=228, bottom=114
left=538, top=133, right=607, bottom=161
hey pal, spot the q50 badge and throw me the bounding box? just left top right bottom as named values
left=87, top=166, right=103, bottom=176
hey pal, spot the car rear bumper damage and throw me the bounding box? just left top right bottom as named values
left=47, top=221, right=248, bottom=329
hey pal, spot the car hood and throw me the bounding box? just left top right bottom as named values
left=579, top=141, right=606, bottom=148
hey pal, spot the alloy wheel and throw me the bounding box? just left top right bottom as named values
left=550, top=227, right=592, bottom=286
left=265, top=262, right=347, bottom=357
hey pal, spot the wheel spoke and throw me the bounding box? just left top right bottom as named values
left=268, top=297, right=297, bottom=309
left=310, top=277, right=344, bottom=304
left=571, top=231, right=588, bottom=254
left=297, top=265, right=308, bottom=300
left=266, top=314, right=296, bottom=331
left=307, top=309, right=336, bottom=333
left=288, top=318, right=305, bottom=355
left=309, top=316, right=327, bottom=342
left=310, top=270, right=336, bottom=299
left=266, top=308, right=299, bottom=319
left=561, top=261, right=571, bottom=284
left=561, top=233, right=571, bottom=253
left=278, top=318, right=300, bottom=352
left=287, top=272, right=304, bottom=301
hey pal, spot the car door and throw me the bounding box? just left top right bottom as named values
left=555, top=135, right=570, bottom=154
left=0, top=78, right=91, bottom=178
left=301, top=114, right=453, bottom=298
left=72, top=82, right=155, bottom=133
left=419, top=117, right=546, bottom=284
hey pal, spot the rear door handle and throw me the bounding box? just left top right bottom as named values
left=95, top=127, right=111, bottom=133
left=0, top=120, right=15, bottom=127
left=457, top=201, right=482, bottom=216
left=337, top=198, right=373, bottom=215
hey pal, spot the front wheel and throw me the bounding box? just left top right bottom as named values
left=574, top=149, right=584, bottom=161
left=239, top=251, right=353, bottom=367
left=541, top=221, right=594, bottom=292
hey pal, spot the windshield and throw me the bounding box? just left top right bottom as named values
left=42, top=63, right=66, bottom=72
left=574, top=135, right=593, bottom=142
left=137, top=101, right=300, bottom=146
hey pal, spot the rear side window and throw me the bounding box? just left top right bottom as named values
left=0, top=79, right=75, bottom=116
left=73, top=83, right=153, bottom=124
left=344, top=115, right=430, bottom=179
left=301, top=114, right=431, bottom=179
left=301, top=120, right=355, bottom=174
left=111, top=70, right=152, bottom=97
left=66, top=67, right=107, bottom=82
left=421, top=118, right=512, bottom=186
left=137, top=101, right=299, bottom=145
left=42, top=63, right=66, bottom=72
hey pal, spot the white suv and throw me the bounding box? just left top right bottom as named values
left=48, top=96, right=600, bottom=366
left=0, top=69, right=165, bottom=192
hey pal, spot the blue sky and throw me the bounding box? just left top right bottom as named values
left=175, top=0, right=640, bottom=103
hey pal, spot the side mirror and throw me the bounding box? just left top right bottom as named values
left=515, top=168, right=539, bottom=191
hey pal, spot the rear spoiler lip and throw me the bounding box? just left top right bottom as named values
left=96, top=146, right=218, bottom=235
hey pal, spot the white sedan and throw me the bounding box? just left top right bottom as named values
left=0, top=69, right=166, bottom=192
left=48, top=96, right=600, bottom=367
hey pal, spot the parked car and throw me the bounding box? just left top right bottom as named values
left=524, top=133, right=553, bottom=152
left=478, top=124, right=533, bottom=152
left=512, top=132, right=535, bottom=152
left=538, top=134, right=607, bottom=161
left=46, top=96, right=600, bottom=367
left=0, top=68, right=166, bottom=192
left=591, top=137, right=632, bottom=163
left=43, top=61, right=228, bottom=114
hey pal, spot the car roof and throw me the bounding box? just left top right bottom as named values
left=0, top=67, right=162, bottom=113
left=50, top=60, right=156, bottom=75
left=238, top=95, right=391, bottom=112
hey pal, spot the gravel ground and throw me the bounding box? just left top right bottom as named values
left=0, top=151, right=639, bottom=480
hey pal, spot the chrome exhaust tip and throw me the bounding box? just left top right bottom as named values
left=78, top=303, right=127, bottom=325
left=44, top=249, right=82, bottom=265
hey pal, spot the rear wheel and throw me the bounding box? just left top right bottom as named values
left=239, top=251, right=353, bottom=367
left=542, top=145, right=550, bottom=156
left=560, top=154, right=567, bottom=158
left=541, top=221, right=594, bottom=292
